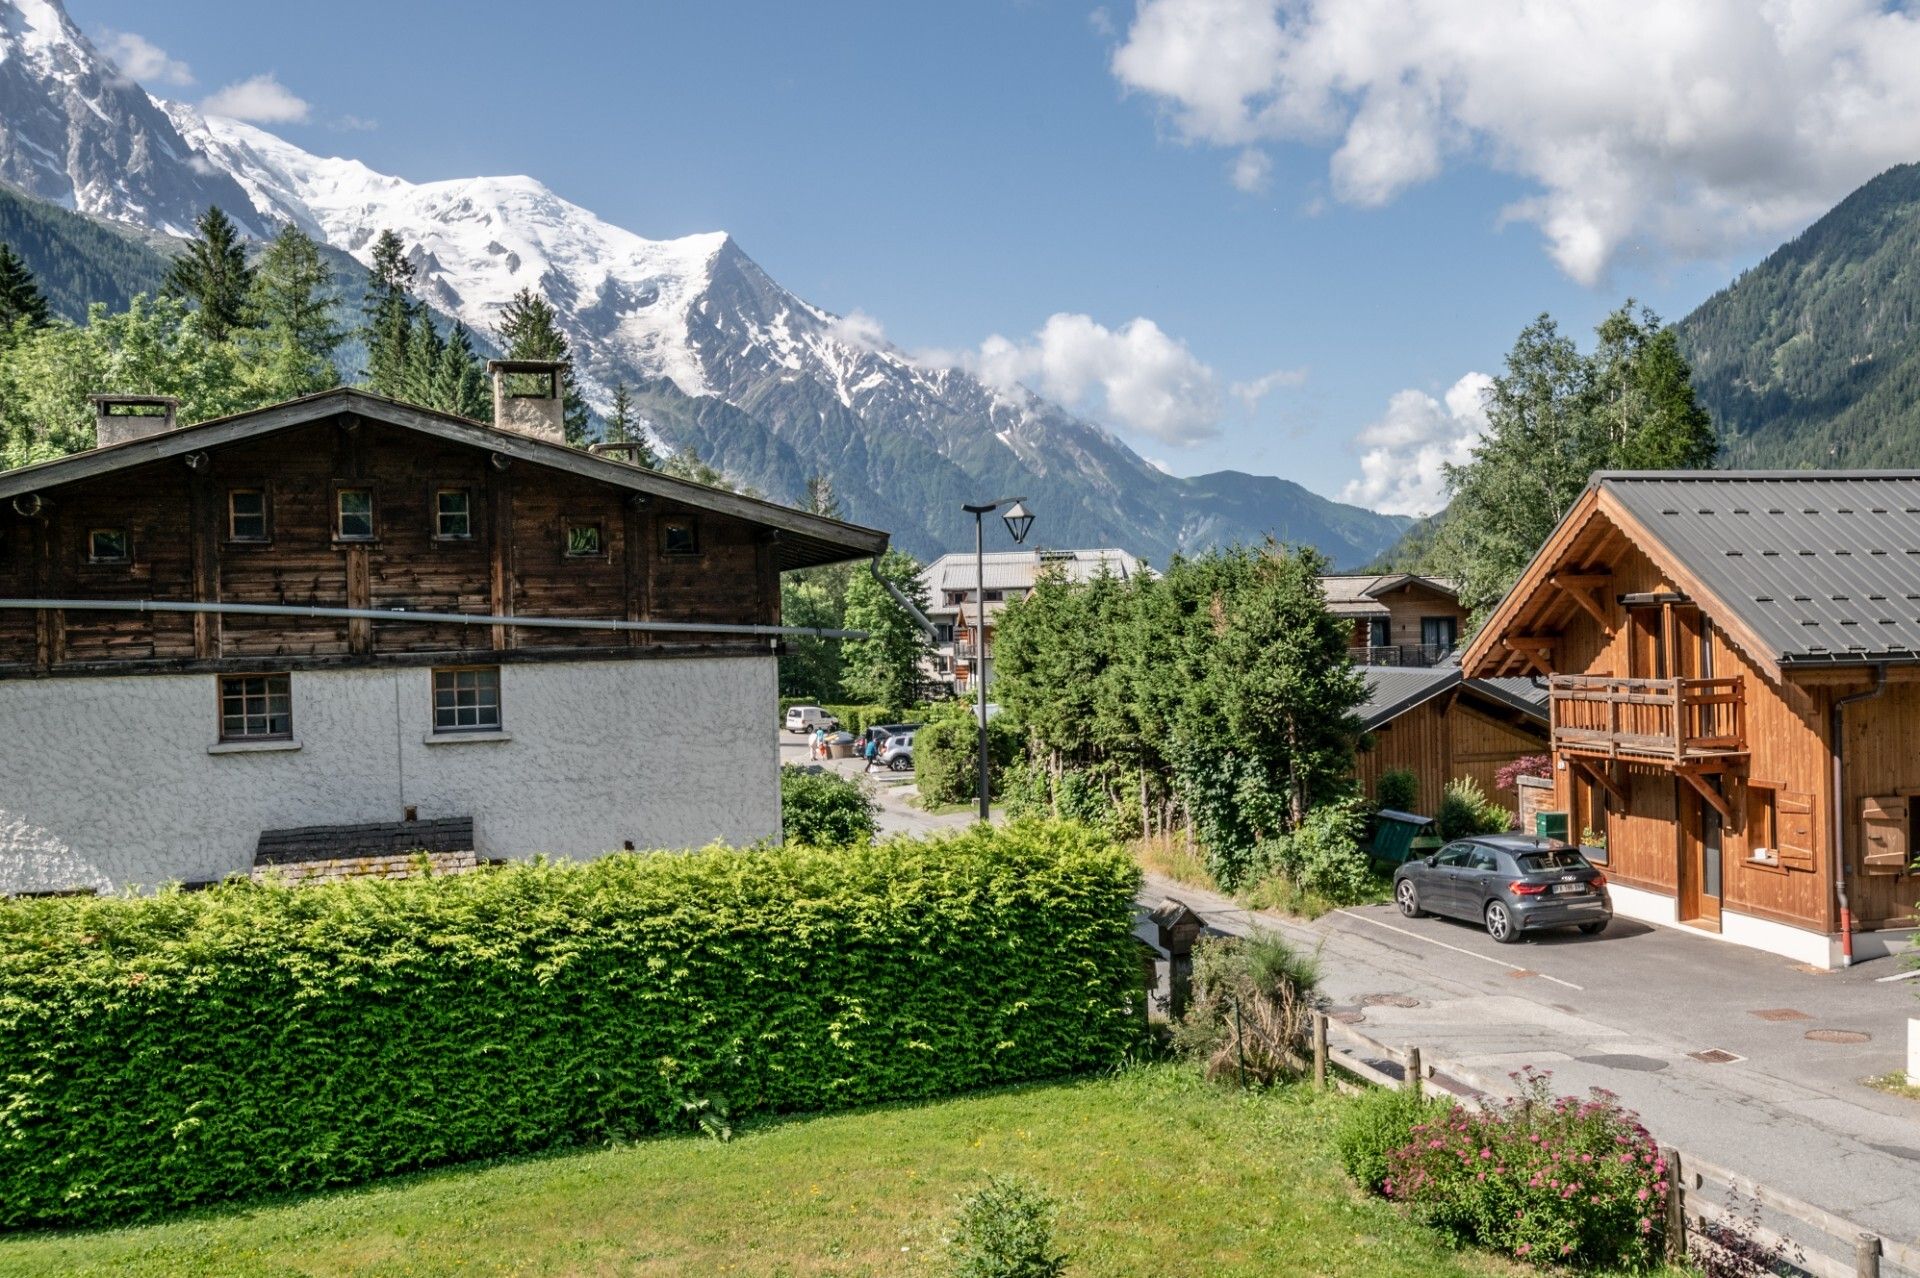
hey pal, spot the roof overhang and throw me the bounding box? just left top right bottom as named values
left=0, top=388, right=888, bottom=571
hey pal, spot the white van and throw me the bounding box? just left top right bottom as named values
left=784, top=705, right=840, bottom=734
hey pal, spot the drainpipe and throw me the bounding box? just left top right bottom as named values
left=1830, top=664, right=1888, bottom=967
left=867, top=556, right=938, bottom=639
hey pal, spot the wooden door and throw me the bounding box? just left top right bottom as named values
left=1677, top=782, right=1724, bottom=930
left=1627, top=606, right=1666, bottom=679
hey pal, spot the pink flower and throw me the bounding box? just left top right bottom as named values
left=1481, top=1148, right=1493, bottom=1160
left=1636, top=1187, right=1650, bottom=1202
left=1516, top=1243, right=1532, bottom=1257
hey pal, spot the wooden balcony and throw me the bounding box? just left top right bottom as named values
left=1349, top=642, right=1454, bottom=668
left=1549, top=675, right=1748, bottom=765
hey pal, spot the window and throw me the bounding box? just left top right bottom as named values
left=1747, top=784, right=1779, bottom=867
left=228, top=489, right=267, bottom=542
left=1434, top=842, right=1473, bottom=868
left=1421, top=615, right=1458, bottom=651
left=1467, top=849, right=1499, bottom=872
left=565, top=522, right=604, bottom=557
left=435, top=488, right=472, bottom=539
left=336, top=488, right=374, bottom=540
left=86, top=528, right=129, bottom=563
left=433, top=666, right=501, bottom=733
left=220, top=673, right=292, bottom=741
left=1367, top=617, right=1391, bottom=648
left=662, top=520, right=698, bottom=556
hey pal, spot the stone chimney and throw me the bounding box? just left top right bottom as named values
left=487, top=360, right=566, bottom=444
left=91, top=394, right=179, bottom=448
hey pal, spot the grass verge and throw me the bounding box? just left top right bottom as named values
left=1, top=1066, right=1539, bottom=1278
left=1865, top=1071, right=1920, bottom=1102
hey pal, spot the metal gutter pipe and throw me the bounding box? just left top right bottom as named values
left=867, top=556, right=938, bottom=638
left=1830, top=665, right=1888, bottom=968
left=0, top=598, right=867, bottom=640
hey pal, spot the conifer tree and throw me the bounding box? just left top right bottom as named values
left=241, top=224, right=342, bottom=399
left=604, top=379, right=658, bottom=465
left=360, top=229, right=417, bottom=398
left=164, top=206, right=254, bottom=342
left=400, top=312, right=445, bottom=408
left=0, top=244, right=50, bottom=336
left=431, top=323, right=491, bottom=420
left=495, top=287, right=591, bottom=445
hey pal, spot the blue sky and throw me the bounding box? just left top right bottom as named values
left=72, top=0, right=1920, bottom=514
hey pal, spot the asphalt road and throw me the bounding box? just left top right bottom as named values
left=776, top=730, right=981, bottom=837
left=1141, top=872, right=1920, bottom=1257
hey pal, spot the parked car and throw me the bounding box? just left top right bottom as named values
left=863, top=722, right=923, bottom=752
left=878, top=732, right=915, bottom=772
left=1392, top=834, right=1610, bottom=943
left=785, top=705, right=840, bottom=734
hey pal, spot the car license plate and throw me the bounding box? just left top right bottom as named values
left=1552, top=883, right=1587, bottom=895
left=1565, top=899, right=1603, bottom=909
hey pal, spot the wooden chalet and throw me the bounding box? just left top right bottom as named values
left=1463, top=470, right=1920, bottom=967
left=1323, top=573, right=1468, bottom=667
left=0, top=365, right=887, bottom=895
left=1352, top=664, right=1549, bottom=816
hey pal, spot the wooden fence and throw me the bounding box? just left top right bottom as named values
left=1307, top=1010, right=1919, bottom=1278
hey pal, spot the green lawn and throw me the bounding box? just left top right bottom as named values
left=0, top=1066, right=1535, bottom=1278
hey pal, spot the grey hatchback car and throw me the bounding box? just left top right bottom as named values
left=1392, top=834, right=1610, bottom=943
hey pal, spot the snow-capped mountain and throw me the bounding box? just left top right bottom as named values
left=0, top=0, right=1407, bottom=563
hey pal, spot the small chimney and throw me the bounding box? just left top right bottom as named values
left=91, top=395, right=179, bottom=448
left=487, top=360, right=566, bottom=444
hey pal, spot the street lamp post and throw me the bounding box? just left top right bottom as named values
left=960, top=497, right=1034, bottom=822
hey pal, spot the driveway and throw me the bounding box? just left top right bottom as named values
left=776, top=730, right=981, bottom=837
left=1141, top=872, right=1920, bottom=1251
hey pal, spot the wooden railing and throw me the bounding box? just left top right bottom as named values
left=1306, top=1011, right=1918, bottom=1278
left=1549, top=674, right=1747, bottom=763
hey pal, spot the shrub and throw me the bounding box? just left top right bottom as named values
left=944, top=1175, right=1068, bottom=1278
left=780, top=765, right=877, bottom=845
left=820, top=703, right=901, bottom=736
left=1694, top=1186, right=1805, bottom=1278
left=1384, top=1067, right=1668, bottom=1268
left=0, top=820, right=1141, bottom=1228
left=1252, top=801, right=1375, bottom=905
left=1171, top=932, right=1319, bottom=1086
left=1436, top=777, right=1513, bottom=841
left=1493, top=754, right=1551, bottom=793
left=1375, top=769, right=1419, bottom=812
left=916, top=713, right=1022, bottom=808
left=1336, top=1085, right=1457, bottom=1195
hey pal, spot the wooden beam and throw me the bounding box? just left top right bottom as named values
left=1676, top=766, right=1735, bottom=823
left=1570, top=755, right=1627, bottom=804
left=189, top=465, right=220, bottom=659
left=487, top=463, right=514, bottom=650
left=1502, top=635, right=1557, bottom=675
left=1550, top=573, right=1616, bottom=636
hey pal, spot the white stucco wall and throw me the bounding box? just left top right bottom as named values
left=0, top=655, right=779, bottom=893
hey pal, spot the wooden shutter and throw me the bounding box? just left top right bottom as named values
left=1777, top=791, right=1816, bottom=872
left=1861, top=796, right=1911, bottom=876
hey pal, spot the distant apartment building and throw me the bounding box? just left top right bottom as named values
left=919, top=548, right=1147, bottom=695
left=1321, top=573, right=1468, bottom=667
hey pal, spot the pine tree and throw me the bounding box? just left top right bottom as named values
left=495, top=287, right=591, bottom=445
left=431, top=323, right=491, bottom=420
left=400, top=313, right=445, bottom=408
left=361, top=229, right=417, bottom=397
left=241, top=224, right=342, bottom=399
left=603, top=379, right=658, bottom=465
left=0, top=243, right=50, bottom=336
left=164, top=206, right=254, bottom=342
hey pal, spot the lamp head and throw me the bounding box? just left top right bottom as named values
left=1001, top=500, right=1034, bottom=545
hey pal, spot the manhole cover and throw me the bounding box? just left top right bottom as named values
left=1360, top=993, right=1421, bottom=1008
left=1749, top=1008, right=1812, bottom=1021
left=1327, top=1008, right=1366, bottom=1025
left=1805, top=1029, right=1871, bottom=1044
left=1577, top=1054, right=1668, bottom=1072
left=1506, top=969, right=1539, bottom=980
left=1688, top=1048, right=1744, bottom=1064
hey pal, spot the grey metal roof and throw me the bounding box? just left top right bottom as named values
left=1356, top=664, right=1549, bottom=731
left=1597, top=471, right=1920, bottom=666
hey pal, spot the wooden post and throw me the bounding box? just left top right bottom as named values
left=1664, top=1146, right=1687, bottom=1263
left=1312, top=1012, right=1328, bottom=1090
left=1404, top=1045, right=1422, bottom=1097
left=1856, top=1233, right=1882, bottom=1278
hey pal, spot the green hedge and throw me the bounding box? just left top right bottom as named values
left=776, top=700, right=903, bottom=736
left=0, top=822, right=1142, bottom=1229
left=780, top=765, right=878, bottom=845
left=918, top=713, right=1023, bottom=807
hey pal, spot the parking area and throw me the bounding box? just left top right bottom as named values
left=777, top=728, right=981, bottom=837
left=1143, top=872, right=1920, bottom=1245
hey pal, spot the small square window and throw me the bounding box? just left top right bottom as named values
left=87, top=528, right=129, bottom=563
left=336, top=489, right=374, bottom=540
left=565, top=522, right=603, bottom=557
left=229, top=489, right=267, bottom=542
left=436, top=488, right=472, bottom=539
left=662, top=520, right=698, bottom=556
left=220, top=673, right=292, bottom=741
left=432, top=666, right=501, bottom=733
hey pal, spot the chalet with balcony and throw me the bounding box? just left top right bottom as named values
left=0, top=365, right=887, bottom=895
left=1324, top=573, right=1467, bottom=667
left=1353, top=664, right=1549, bottom=816
left=1463, top=470, right=1920, bottom=967
left=920, top=548, right=1146, bottom=694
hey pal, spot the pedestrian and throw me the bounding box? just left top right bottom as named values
left=863, top=733, right=879, bottom=772
left=811, top=725, right=825, bottom=759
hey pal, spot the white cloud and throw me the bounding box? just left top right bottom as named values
left=1339, top=372, right=1491, bottom=516
left=201, top=74, right=310, bottom=124
left=98, top=29, right=194, bottom=87
left=971, top=313, right=1224, bottom=445
left=1111, top=0, right=1920, bottom=283
left=827, top=309, right=890, bottom=352
left=332, top=114, right=379, bottom=132
left=1229, top=364, right=1306, bottom=410
left=1229, top=147, right=1271, bottom=192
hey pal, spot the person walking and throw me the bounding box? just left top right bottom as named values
left=862, top=733, right=879, bottom=772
